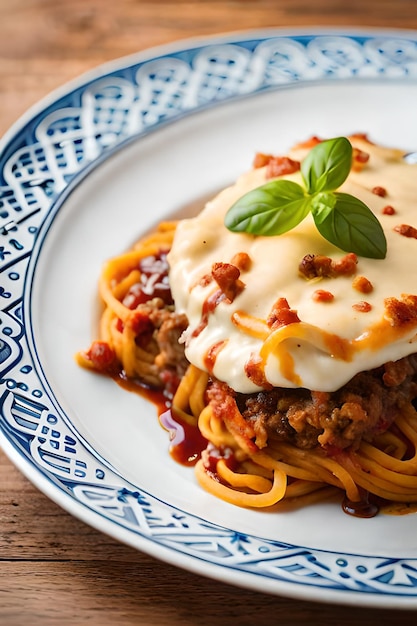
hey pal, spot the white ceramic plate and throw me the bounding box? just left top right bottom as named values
left=2, top=28, right=417, bottom=608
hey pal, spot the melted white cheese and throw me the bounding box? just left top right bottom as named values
left=168, top=137, right=417, bottom=392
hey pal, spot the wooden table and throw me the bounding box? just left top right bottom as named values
left=2, top=1, right=417, bottom=623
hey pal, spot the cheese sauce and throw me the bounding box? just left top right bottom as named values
left=168, top=137, right=417, bottom=393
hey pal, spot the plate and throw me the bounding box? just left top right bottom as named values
left=2, top=28, right=417, bottom=608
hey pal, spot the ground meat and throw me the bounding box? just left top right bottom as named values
left=116, top=299, right=189, bottom=391
left=153, top=310, right=189, bottom=376
left=228, top=354, right=417, bottom=452
left=137, top=305, right=189, bottom=389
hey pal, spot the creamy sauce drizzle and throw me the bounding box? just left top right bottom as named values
left=168, top=137, right=417, bottom=393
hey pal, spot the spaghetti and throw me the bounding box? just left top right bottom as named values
left=76, top=221, right=189, bottom=396
left=77, top=223, right=417, bottom=518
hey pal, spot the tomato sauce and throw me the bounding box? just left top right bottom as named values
left=159, top=407, right=207, bottom=466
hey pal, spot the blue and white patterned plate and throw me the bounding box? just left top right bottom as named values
left=2, top=28, right=417, bottom=608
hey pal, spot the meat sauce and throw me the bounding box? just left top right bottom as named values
left=84, top=252, right=172, bottom=372
left=115, top=372, right=207, bottom=467
left=123, top=251, right=173, bottom=308
left=342, top=493, right=379, bottom=519
left=92, top=251, right=412, bottom=518
left=159, top=407, right=207, bottom=466
left=111, top=251, right=208, bottom=466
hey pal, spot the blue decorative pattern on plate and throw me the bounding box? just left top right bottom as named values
left=2, top=29, right=417, bottom=607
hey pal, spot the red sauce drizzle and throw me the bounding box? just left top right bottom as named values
left=204, top=340, right=227, bottom=374
left=116, top=375, right=169, bottom=413
left=342, top=490, right=379, bottom=518
left=115, top=374, right=207, bottom=467
left=192, top=289, right=226, bottom=338
left=159, top=408, right=207, bottom=466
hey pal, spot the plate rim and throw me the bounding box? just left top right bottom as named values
left=2, top=26, right=417, bottom=608
left=2, top=23, right=417, bottom=149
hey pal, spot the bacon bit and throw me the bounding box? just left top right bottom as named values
left=385, top=295, right=417, bottom=327
left=267, top=297, right=300, bottom=328
left=352, top=275, right=373, bottom=294
left=352, top=148, right=370, bottom=171
left=253, top=152, right=272, bottom=168
left=382, top=205, right=396, bottom=216
left=299, top=254, right=332, bottom=279
left=332, top=252, right=358, bottom=275
left=244, top=355, right=273, bottom=390
left=352, top=301, right=372, bottom=313
left=211, top=262, right=245, bottom=302
left=266, top=156, right=300, bottom=179
left=312, top=289, right=334, bottom=303
left=299, top=253, right=358, bottom=279
left=230, top=252, right=251, bottom=272
left=394, top=224, right=417, bottom=239
left=372, top=186, right=387, bottom=197
left=252, top=153, right=301, bottom=178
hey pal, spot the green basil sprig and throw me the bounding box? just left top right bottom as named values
left=224, top=137, right=387, bottom=259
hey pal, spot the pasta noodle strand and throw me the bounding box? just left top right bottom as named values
left=77, top=222, right=417, bottom=516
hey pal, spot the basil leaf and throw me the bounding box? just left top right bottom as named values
left=224, top=136, right=388, bottom=260
left=311, top=192, right=387, bottom=259
left=224, top=180, right=311, bottom=236
left=301, top=137, right=352, bottom=194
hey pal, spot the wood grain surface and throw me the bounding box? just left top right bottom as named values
left=2, top=1, right=417, bottom=624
